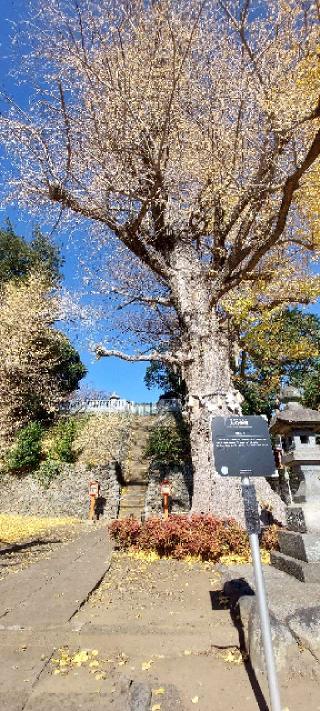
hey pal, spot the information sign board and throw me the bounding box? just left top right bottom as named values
left=89, top=481, right=100, bottom=497
left=211, top=415, right=275, bottom=478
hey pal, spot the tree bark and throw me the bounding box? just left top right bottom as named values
left=183, top=330, right=236, bottom=513
left=169, top=243, right=242, bottom=513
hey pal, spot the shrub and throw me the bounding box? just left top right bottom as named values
left=35, top=458, right=61, bottom=489
left=144, top=424, right=186, bottom=463
left=50, top=418, right=76, bottom=463
left=109, top=515, right=281, bottom=562
left=6, top=421, right=43, bottom=473
left=110, top=515, right=244, bottom=561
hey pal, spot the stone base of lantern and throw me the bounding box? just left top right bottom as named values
left=271, top=550, right=320, bottom=583
left=278, top=529, right=320, bottom=563
left=271, top=526, right=320, bottom=583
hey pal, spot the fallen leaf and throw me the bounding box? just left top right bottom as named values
left=95, top=672, right=107, bottom=681
left=72, top=650, right=89, bottom=665
left=153, top=688, right=165, bottom=695
left=141, top=660, right=153, bottom=671
left=217, top=648, right=244, bottom=665
left=191, top=697, right=199, bottom=704
left=152, top=705, right=161, bottom=711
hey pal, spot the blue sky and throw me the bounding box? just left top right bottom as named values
left=0, top=0, right=160, bottom=403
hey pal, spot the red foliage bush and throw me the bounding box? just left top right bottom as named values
left=110, top=515, right=239, bottom=561
left=109, top=515, right=281, bottom=562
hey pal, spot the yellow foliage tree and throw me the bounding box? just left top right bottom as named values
left=0, top=274, right=65, bottom=451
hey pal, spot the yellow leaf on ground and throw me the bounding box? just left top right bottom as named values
left=0, top=514, right=80, bottom=544
left=217, top=648, right=244, bottom=665
left=141, top=660, right=153, bottom=671
left=153, top=688, right=165, bottom=695
left=72, top=650, right=89, bottom=665
left=191, top=697, right=199, bottom=704
left=152, top=705, right=161, bottom=711
left=89, top=661, right=100, bottom=668
left=184, top=650, right=192, bottom=656
left=95, top=672, right=107, bottom=681
left=127, top=550, right=160, bottom=562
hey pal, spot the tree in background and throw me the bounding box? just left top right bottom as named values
left=144, top=361, right=185, bottom=401
left=0, top=223, right=62, bottom=286
left=236, top=308, right=320, bottom=416
left=0, top=224, right=86, bottom=452
left=1, top=1, right=320, bottom=514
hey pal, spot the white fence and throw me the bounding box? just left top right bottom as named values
left=61, top=398, right=181, bottom=416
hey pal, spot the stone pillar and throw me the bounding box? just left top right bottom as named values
left=145, top=462, right=192, bottom=519
left=269, top=388, right=320, bottom=582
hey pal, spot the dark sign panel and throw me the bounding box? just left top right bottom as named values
left=211, top=416, right=275, bottom=478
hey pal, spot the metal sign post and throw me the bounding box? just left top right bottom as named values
left=88, top=480, right=100, bottom=522
left=241, top=476, right=282, bottom=711
left=211, top=416, right=282, bottom=711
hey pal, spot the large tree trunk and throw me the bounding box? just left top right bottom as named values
left=182, top=327, right=236, bottom=513
left=169, top=244, right=285, bottom=523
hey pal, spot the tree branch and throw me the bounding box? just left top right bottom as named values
left=48, top=182, right=170, bottom=278
left=244, top=127, right=320, bottom=274
left=57, top=80, right=72, bottom=177
left=95, top=346, right=182, bottom=365
left=115, top=292, right=173, bottom=310
left=48, top=181, right=118, bottom=231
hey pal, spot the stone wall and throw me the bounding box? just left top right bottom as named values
left=145, top=462, right=193, bottom=518
left=0, top=461, right=121, bottom=520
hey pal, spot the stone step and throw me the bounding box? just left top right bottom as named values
left=119, top=508, right=145, bottom=515
left=119, top=505, right=144, bottom=511
left=120, top=491, right=146, bottom=498
left=118, top=506, right=143, bottom=513
left=271, top=550, right=320, bottom=583
left=120, top=490, right=146, bottom=496
left=279, top=530, right=320, bottom=563
left=119, top=496, right=146, bottom=505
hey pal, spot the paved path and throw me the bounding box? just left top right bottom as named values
left=0, top=526, right=112, bottom=628
left=0, top=525, right=113, bottom=711
left=1, top=535, right=320, bottom=710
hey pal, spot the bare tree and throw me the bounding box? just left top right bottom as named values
left=1, top=0, right=320, bottom=514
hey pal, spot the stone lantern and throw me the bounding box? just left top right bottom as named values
left=269, top=386, right=320, bottom=582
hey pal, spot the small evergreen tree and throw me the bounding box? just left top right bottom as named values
left=50, top=419, right=76, bottom=463
left=6, top=422, right=43, bottom=473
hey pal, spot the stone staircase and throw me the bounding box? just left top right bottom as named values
left=122, top=415, right=155, bottom=483
left=118, top=416, right=156, bottom=520
left=118, top=482, right=148, bottom=520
